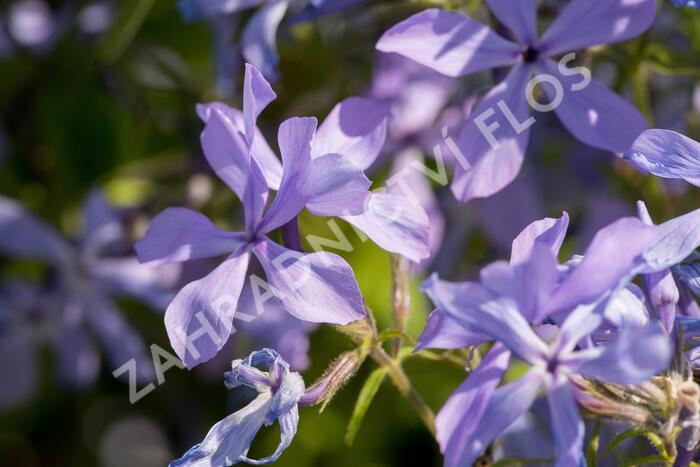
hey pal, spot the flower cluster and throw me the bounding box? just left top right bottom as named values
left=4, top=0, right=700, bottom=466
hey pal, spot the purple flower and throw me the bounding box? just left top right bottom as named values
left=0, top=192, right=177, bottom=407
left=377, top=0, right=653, bottom=202
left=170, top=349, right=305, bottom=466
left=420, top=212, right=673, bottom=466
left=138, top=64, right=426, bottom=369
left=625, top=129, right=700, bottom=187
left=423, top=268, right=669, bottom=467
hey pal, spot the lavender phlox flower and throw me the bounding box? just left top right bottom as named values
left=139, top=63, right=413, bottom=368
left=170, top=348, right=304, bottom=466
left=377, top=0, right=654, bottom=202
left=0, top=192, right=177, bottom=404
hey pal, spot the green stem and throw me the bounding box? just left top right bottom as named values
left=371, top=346, right=436, bottom=435
left=390, top=254, right=411, bottom=357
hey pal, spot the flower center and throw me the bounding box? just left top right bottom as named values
left=522, top=46, right=540, bottom=63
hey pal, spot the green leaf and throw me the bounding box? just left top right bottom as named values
left=100, top=0, right=157, bottom=64
left=345, top=367, right=388, bottom=446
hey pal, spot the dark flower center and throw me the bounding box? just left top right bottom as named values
left=523, top=46, right=540, bottom=63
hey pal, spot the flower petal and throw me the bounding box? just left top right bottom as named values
left=567, top=323, right=671, bottom=385
left=136, top=208, right=245, bottom=266
left=539, top=0, right=656, bottom=57
left=312, top=97, right=390, bottom=170
left=241, top=0, right=289, bottom=81
left=169, top=392, right=272, bottom=467
left=642, top=207, right=700, bottom=271
left=436, top=343, right=511, bottom=467
left=624, top=129, right=700, bottom=187
left=341, top=192, right=431, bottom=262
left=165, top=250, right=251, bottom=368
left=305, top=153, right=371, bottom=216
left=447, top=367, right=544, bottom=466
left=452, top=64, right=532, bottom=202
left=510, top=212, right=569, bottom=265
left=0, top=195, right=71, bottom=265
left=376, top=8, right=521, bottom=78
left=537, top=59, right=647, bottom=154
left=415, top=308, right=487, bottom=351
left=197, top=102, right=283, bottom=190
left=87, top=297, right=156, bottom=382
left=259, top=117, right=317, bottom=233
left=546, top=378, right=585, bottom=467
left=486, top=0, right=537, bottom=45
left=200, top=105, right=270, bottom=221
left=548, top=217, right=658, bottom=314
left=253, top=237, right=365, bottom=324
left=422, top=274, right=548, bottom=363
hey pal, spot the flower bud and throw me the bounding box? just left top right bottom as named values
left=298, top=351, right=362, bottom=408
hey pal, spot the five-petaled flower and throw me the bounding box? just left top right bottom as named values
left=377, top=0, right=655, bottom=202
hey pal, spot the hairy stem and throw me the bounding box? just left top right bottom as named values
left=390, top=254, right=411, bottom=357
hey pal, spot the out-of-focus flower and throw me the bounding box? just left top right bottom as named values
left=672, top=0, right=699, bottom=8
left=0, top=192, right=179, bottom=408
left=377, top=0, right=653, bottom=202
left=178, top=0, right=369, bottom=87
left=170, top=348, right=305, bottom=466
left=625, top=129, right=700, bottom=187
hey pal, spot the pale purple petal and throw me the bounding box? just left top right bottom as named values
left=91, top=257, right=180, bottom=310
left=415, top=308, right=487, bottom=351
left=87, top=297, right=155, bottom=382
left=422, top=274, right=548, bottom=363
left=538, top=59, right=647, bottom=154
left=624, top=129, right=700, bottom=186
left=510, top=212, right=570, bottom=265
left=452, top=64, right=532, bottom=202
left=52, top=321, right=101, bottom=388
left=548, top=217, right=658, bottom=314
left=241, top=1, right=288, bottom=81
left=197, top=102, right=282, bottom=190
left=252, top=237, right=365, bottom=324
left=545, top=377, right=585, bottom=467
left=539, top=0, right=656, bottom=57
left=436, top=343, right=511, bottom=467
left=0, top=195, right=71, bottom=265
left=259, top=117, right=317, bottom=233
left=642, top=207, right=700, bottom=271
left=486, top=0, right=537, bottom=45
left=566, top=323, right=671, bottom=385
left=388, top=148, right=445, bottom=268
left=446, top=367, right=544, bottom=466
left=136, top=208, right=246, bottom=266
left=165, top=249, right=251, bottom=368
left=170, top=392, right=272, bottom=466
left=312, top=97, right=390, bottom=170
left=376, top=9, right=521, bottom=78
left=341, top=192, right=431, bottom=263
left=82, top=189, right=120, bottom=243
left=305, top=153, right=371, bottom=216
left=199, top=105, right=262, bottom=202
left=554, top=303, right=606, bottom=354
